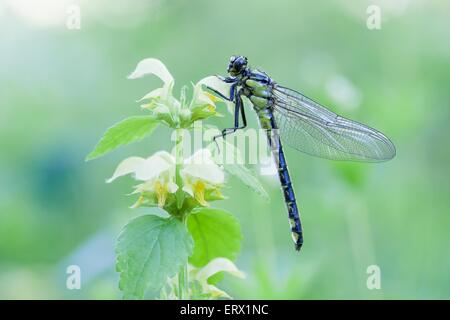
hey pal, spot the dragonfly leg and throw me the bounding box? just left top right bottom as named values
left=213, top=91, right=247, bottom=146
left=206, top=82, right=237, bottom=101
left=217, top=75, right=237, bottom=83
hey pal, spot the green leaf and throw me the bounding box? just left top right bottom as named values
left=223, top=163, right=270, bottom=201
left=116, top=215, right=193, bottom=299
left=86, top=116, right=158, bottom=161
left=210, top=140, right=269, bottom=201
left=187, top=207, right=242, bottom=268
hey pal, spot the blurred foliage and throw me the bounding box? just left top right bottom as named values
left=0, top=0, right=449, bottom=299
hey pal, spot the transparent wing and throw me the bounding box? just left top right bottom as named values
left=272, top=85, right=396, bottom=161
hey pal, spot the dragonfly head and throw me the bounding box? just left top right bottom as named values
left=227, top=55, right=248, bottom=76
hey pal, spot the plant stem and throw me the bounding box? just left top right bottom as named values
left=175, top=128, right=183, bottom=188
left=175, top=128, right=189, bottom=299
left=178, top=264, right=186, bottom=299
left=178, top=218, right=189, bottom=299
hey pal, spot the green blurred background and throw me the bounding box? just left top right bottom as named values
left=0, top=0, right=449, bottom=299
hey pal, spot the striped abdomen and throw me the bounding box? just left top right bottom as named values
left=258, top=110, right=304, bottom=251
left=276, top=141, right=303, bottom=250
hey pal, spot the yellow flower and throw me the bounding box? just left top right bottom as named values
left=188, top=79, right=225, bottom=122
left=129, top=58, right=179, bottom=127
left=196, top=76, right=235, bottom=115
left=107, top=151, right=177, bottom=208
left=189, top=258, right=245, bottom=299
left=181, top=149, right=225, bottom=206
left=128, top=59, right=227, bottom=129
left=128, top=58, right=174, bottom=84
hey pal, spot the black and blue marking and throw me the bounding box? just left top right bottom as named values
left=207, top=55, right=396, bottom=251
left=207, top=55, right=304, bottom=251
left=269, top=117, right=303, bottom=251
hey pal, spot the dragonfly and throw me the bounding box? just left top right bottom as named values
left=207, top=55, right=396, bottom=251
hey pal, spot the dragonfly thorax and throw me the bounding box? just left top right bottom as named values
left=240, top=70, right=275, bottom=112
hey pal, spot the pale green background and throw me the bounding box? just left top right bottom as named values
left=0, top=0, right=449, bottom=299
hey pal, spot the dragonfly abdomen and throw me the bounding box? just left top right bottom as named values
left=278, top=145, right=304, bottom=251
left=257, top=109, right=304, bottom=251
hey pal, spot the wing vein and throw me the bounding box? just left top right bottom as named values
left=271, top=85, right=396, bottom=161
